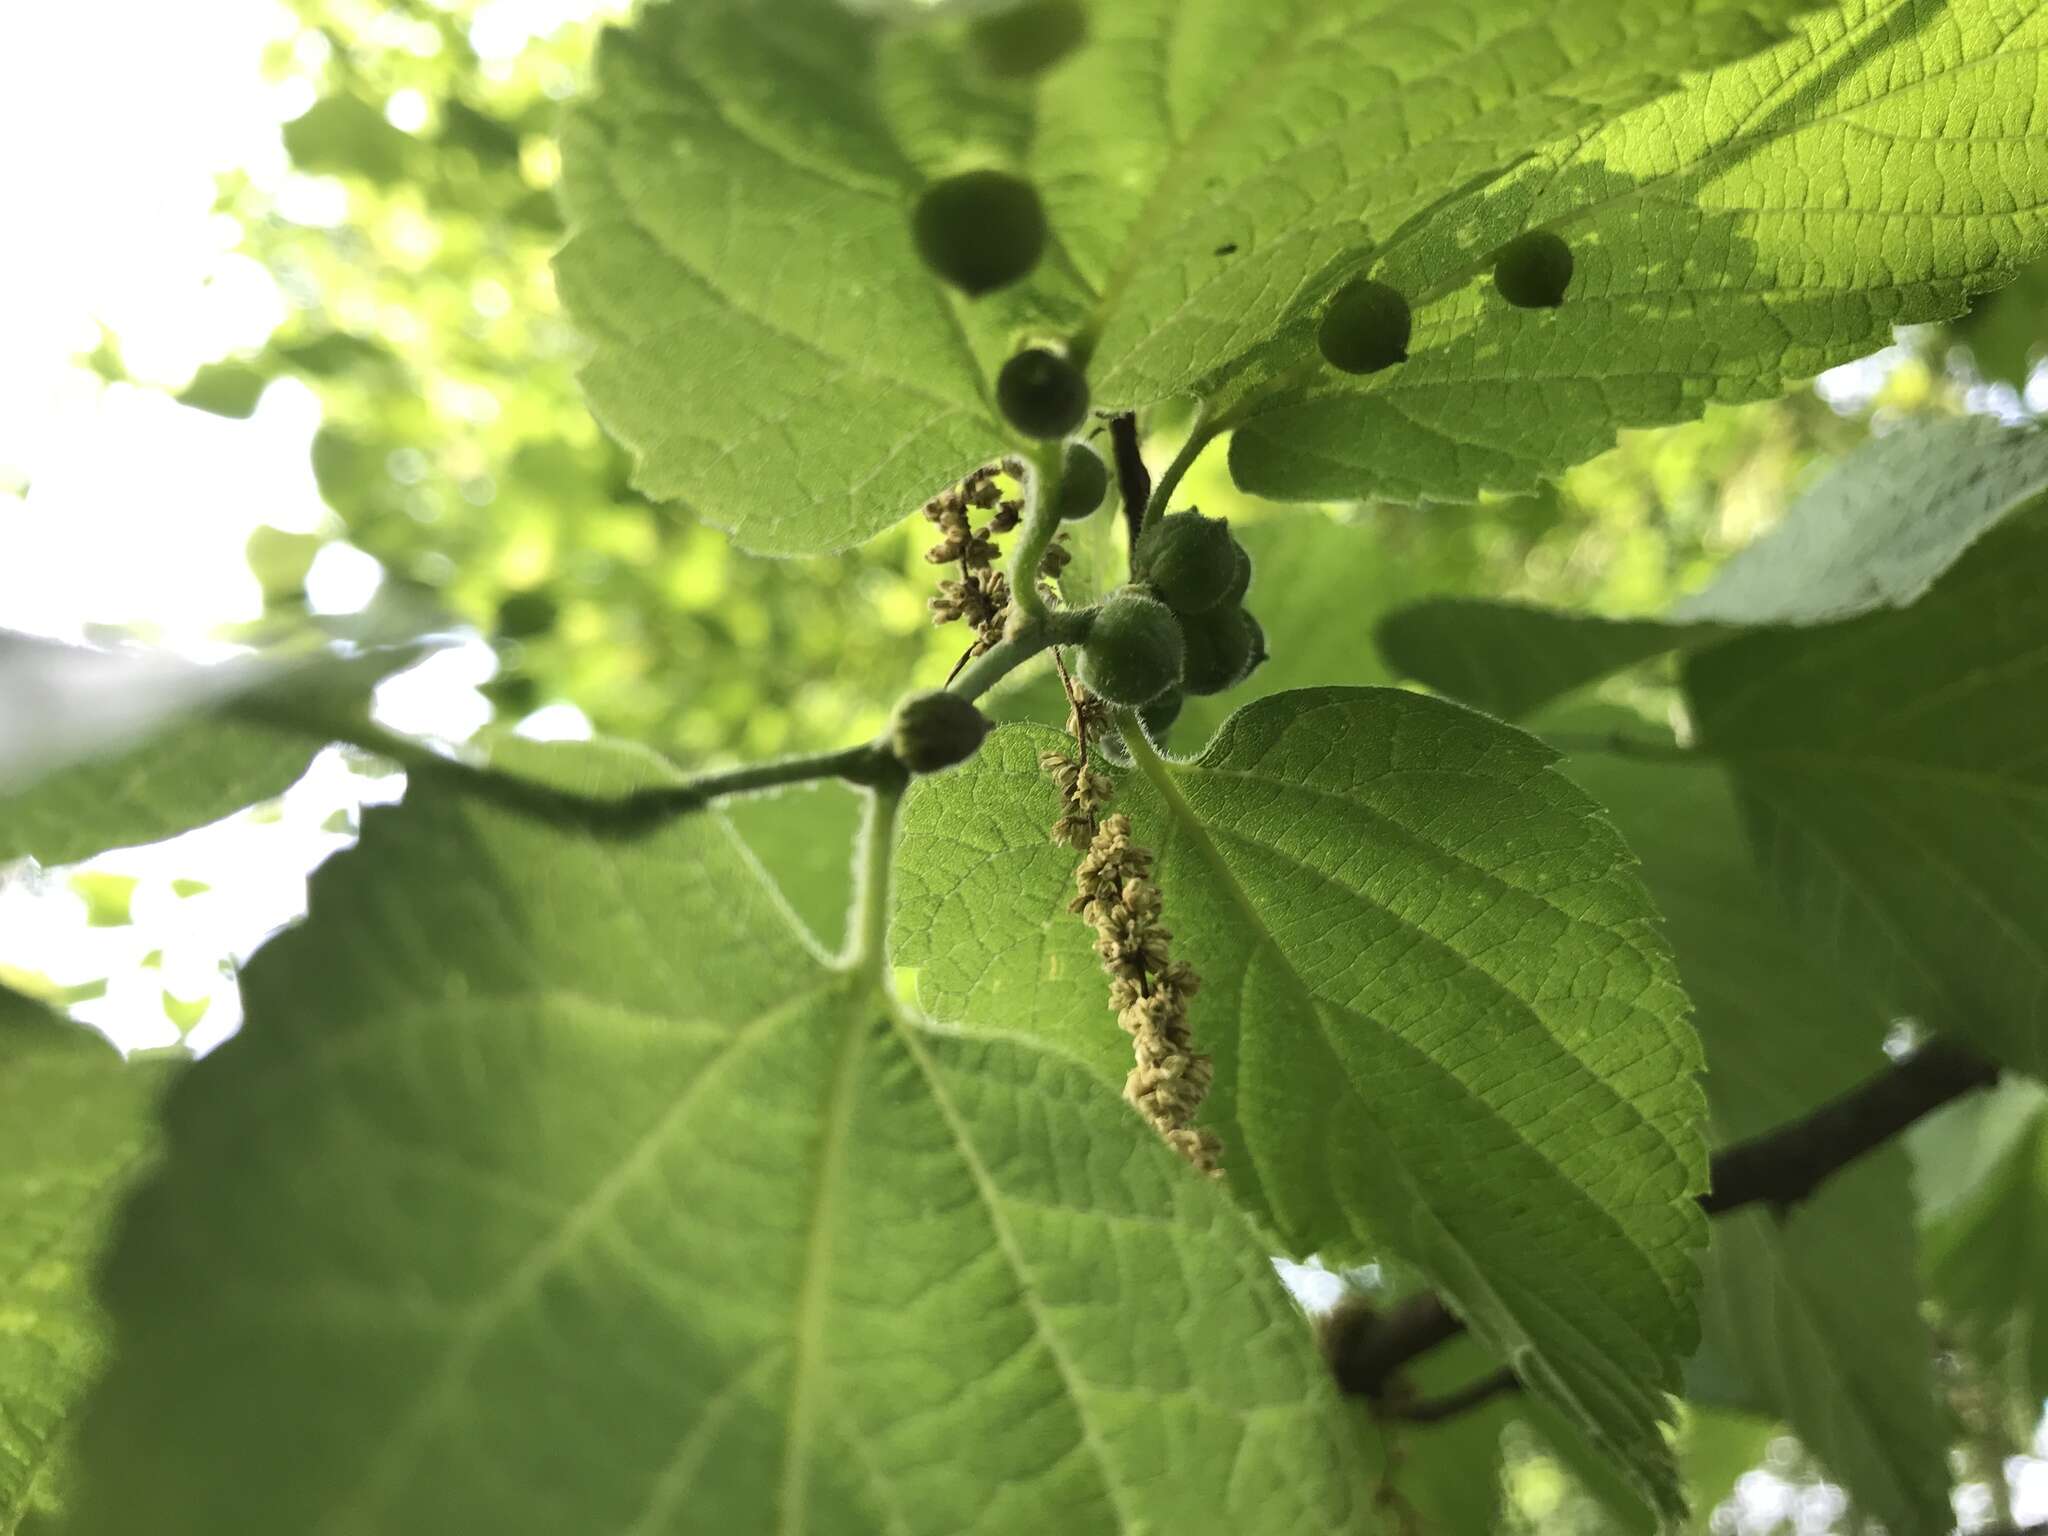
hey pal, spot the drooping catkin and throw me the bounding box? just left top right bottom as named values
left=1061, top=807, right=1222, bottom=1177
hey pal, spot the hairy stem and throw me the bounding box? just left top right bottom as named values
left=1108, top=413, right=1150, bottom=565
left=947, top=605, right=1095, bottom=704
left=848, top=775, right=907, bottom=984
left=1006, top=442, right=1065, bottom=623
left=231, top=696, right=898, bottom=835
left=1141, top=414, right=1217, bottom=536
left=1332, top=1037, right=2001, bottom=1406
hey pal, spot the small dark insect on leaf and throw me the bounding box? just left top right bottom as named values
left=1214, top=242, right=1239, bottom=256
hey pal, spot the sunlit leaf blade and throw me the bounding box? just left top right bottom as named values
left=1377, top=603, right=1714, bottom=722
left=556, top=0, right=1825, bottom=552
left=555, top=0, right=1016, bottom=556
left=66, top=740, right=1381, bottom=1536
left=1375, top=418, right=2048, bottom=719
left=895, top=687, right=1708, bottom=1516
left=1065, top=0, right=1825, bottom=403
left=1233, top=0, right=2048, bottom=505
left=724, top=782, right=865, bottom=955
left=0, top=633, right=423, bottom=869
left=1563, top=748, right=1951, bottom=1536
left=0, top=990, right=174, bottom=1533
left=1685, top=514, right=2048, bottom=1073
left=1919, top=1081, right=2048, bottom=1432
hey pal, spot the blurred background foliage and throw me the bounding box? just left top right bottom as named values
left=40, top=0, right=2048, bottom=1530
left=151, top=0, right=2048, bottom=769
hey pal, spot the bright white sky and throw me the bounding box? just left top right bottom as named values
left=0, top=0, right=601, bottom=1053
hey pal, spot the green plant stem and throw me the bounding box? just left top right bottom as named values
left=946, top=605, right=1095, bottom=703
left=1141, top=415, right=1216, bottom=537
left=1005, top=442, right=1065, bottom=623
left=847, top=775, right=906, bottom=983
left=229, top=696, right=898, bottom=834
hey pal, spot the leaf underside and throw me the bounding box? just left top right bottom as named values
left=65, top=740, right=1381, bottom=1536
left=549, top=0, right=2043, bottom=553
left=0, top=993, right=173, bottom=1533
left=1564, top=751, right=1951, bottom=1535
left=895, top=685, right=1708, bottom=1515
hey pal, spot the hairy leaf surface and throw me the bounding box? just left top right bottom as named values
left=0, top=992, right=174, bottom=1533
left=557, top=0, right=1835, bottom=551
left=67, top=741, right=1379, bottom=1536
left=1233, top=0, right=2048, bottom=504
left=895, top=687, right=1708, bottom=1514
left=1564, top=750, right=1951, bottom=1535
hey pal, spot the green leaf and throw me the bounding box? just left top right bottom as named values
left=1231, top=1, right=2048, bottom=504
left=555, top=0, right=1022, bottom=555
left=175, top=361, right=268, bottom=419
left=895, top=687, right=1708, bottom=1516
left=1377, top=417, right=2048, bottom=718
left=0, top=990, right=175, bottom=1532
left=1379, top=602, right=1713, bottom=723
left=1920, top=1081, right=2048, bottom=1432
left=68, top=741, right=1383, bottom=1535
left=283, top=94, right=418, bottom=186
left=0, top=635, right=420, bottom=869
left=1685, top=512, right=2048, bottom=1073
left=556, top=0, right=1824, bottom=553
left=723, top=781, right=865, bottom=955
left=1563, top=749, right=1951, bottom=1536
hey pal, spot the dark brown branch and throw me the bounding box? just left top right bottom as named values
left=1107, top=412, right=1149, bottom=568
left=1333, top=1038, right=1999, bottom=1406
left=1701, top=1037, right=1997, bottom=1215
left=1380, top=1365, right=1522, bottom=1424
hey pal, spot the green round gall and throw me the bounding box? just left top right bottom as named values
left=1055, top=441, right=1109, bottom=521
left=1318, top=278, right=1411, bottom=374
left=1136, top=686, right=1184, bottom=742
left=1222, top=540, right=1252, bottom=606
left=970, top=0, right=1087, bottom=79
left=1077, top=588, right=1183, bottom=706
left=1493, top=229, right=1574, bottom=310
left=997, top=347, right=1089, bottom=439
left=890, top=689, right=992, bottom=774
left=1133, top=509, right=1236, bottom=613
left=912, top=170, right=1046, bottom=297
left=1179, top=604, right=1255, bottom=696
left=1243, top=611, right=1268, bottom=678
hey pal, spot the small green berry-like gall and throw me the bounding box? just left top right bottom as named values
left=1133, top=509, right=1236, bottom=613
left=890, top=690, right=993, bottom=774
left=1077, top=588, right=1183, bottom=706
left=1222, top=540, right=1252, bottom=606
left=997, top=347, right=1089, bottom=439
left=1493, top=229, right=1573, bottom=309
left=1054, top=441, right=1110, bottom=520
left=1179, top=604, right=1255, bottom=696
left=1136, top=687, right=1184, bottom=742
left=1318, top=278, right=1411, bottom=374
left=1243, top=611, right=1269, bottom=677
left=912, top=170, right=1046, bottom=297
